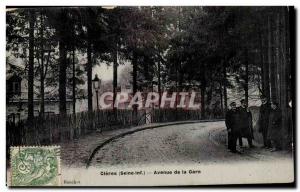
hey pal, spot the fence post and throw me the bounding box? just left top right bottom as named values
left=49, top=117, right=52, bottom=144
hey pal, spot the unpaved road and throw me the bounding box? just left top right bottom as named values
left=90, top=121, right=293, bottom=168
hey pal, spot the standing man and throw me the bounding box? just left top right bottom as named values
left=268, top=102, right=282, bottom=152
left=225, top=102, right=241, bottom=153
left=238, top=99, right=255, bottom=148
left=258, top=95, right=271, bottom=148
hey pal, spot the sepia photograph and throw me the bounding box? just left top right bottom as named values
left=5, top=6, right=295, bottom=187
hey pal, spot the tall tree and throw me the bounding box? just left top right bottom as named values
left=57, top=9, right=68, bottom=115
left=86, top=25, right=93, bottom=112
left=27, top=10, right=35, bottom=121
left=78, top=7, right=108, bottom=112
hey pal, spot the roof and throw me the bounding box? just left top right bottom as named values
left=7, top=74, right=22, bottom=82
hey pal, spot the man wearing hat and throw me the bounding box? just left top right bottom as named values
left=238, top=99, right=255, bottom=148
left=225, top=102, right=241, bottom=153
left=268, top=102, right=282, bottom=152
left=258, top=95, right=271, bottom=148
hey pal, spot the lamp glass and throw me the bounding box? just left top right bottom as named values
left=92, top=75, right=101, bottom=90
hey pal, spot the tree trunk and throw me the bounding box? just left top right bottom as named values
left=113, top=42, right=118, bottom=110
left=87, top=28, right=93, bottom=113
left=286, top=7, right=292, bottom=101
left=132, top=52, right=138, bottom=118
left=268, top=15, right=277, bottom=102
left=143, top=57, right=149, bottom=84
left=275, top=11, right=281, bottom=102
left=132, top=53, right=137, bottom=94
left=244, top=48, right=249, bottom=106
left=27, top=10, right=35, bottom=121
left=58, top=10, right=68, bottom=115
left=259, top=31, right=265, bottom=95
left=200, top=66, right=206, bottom=119
left=178, top=65, right=183, bottom=91
left=279, top=8, right=289, bottom=148
left=219, top=82, right=223, bottom=114
left=72, top=46, right=76, bottom=114
left=206, top=70, right=213, bottom=107
left=40, top=14, right=45, bottom=117
left=260, top=26, right=271, bottom=101
left=158, top=59, right=161, bottom=108
left=200, top=80, right=206, bottom=119
left=58, top=38, right=67, bottom=115
left=222, top=60, right=228, bottom=111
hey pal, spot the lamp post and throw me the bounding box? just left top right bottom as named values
left=92, top=74, right=101, bottom=111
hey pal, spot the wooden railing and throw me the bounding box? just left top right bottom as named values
left=7, top=108, right=222, bottom=146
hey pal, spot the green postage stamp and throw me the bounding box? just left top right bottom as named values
left=10, top=146, right=61, bottom=186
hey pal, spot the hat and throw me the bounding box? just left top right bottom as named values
left=230, top=102, right=236, bottom=106
left=271, top=101, right=279, bottom=106
left=260, top=95, right=267, bottom=99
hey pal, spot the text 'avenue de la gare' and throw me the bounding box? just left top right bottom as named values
left=97, top=91, right=201, bottom=109
left=99, top=170, right=201, bottom=176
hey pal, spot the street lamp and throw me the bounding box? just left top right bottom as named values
left=92, top=74, right=101, bottom=110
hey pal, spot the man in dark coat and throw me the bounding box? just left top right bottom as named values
left=225, top=102, right=241, bottom=153
left=258, top=96, right=271, bottom=148
left=238, top=99, right=254, bottom=148
left=268, top=102, right=282, bottom=152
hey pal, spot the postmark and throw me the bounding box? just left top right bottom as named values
left=10, top=146, right=60, bottom=186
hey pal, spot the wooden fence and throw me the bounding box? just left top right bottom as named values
left=7, top=108, right=221, bottom=146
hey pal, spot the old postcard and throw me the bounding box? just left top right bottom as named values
left=6, top=6, right=295, bottom=186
